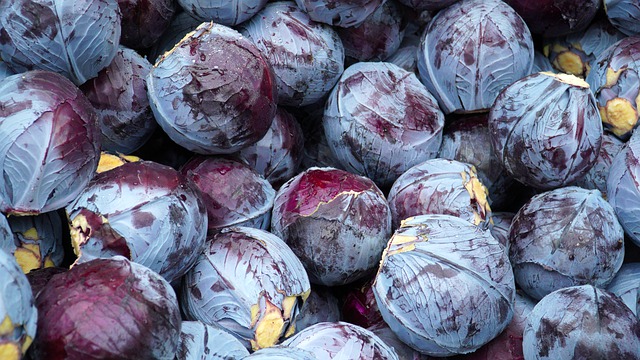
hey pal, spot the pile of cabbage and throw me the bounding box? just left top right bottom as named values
left=0, top=0, right=639, bottom=359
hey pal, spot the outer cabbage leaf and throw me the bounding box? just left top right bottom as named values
left=0, top=0, right=121, bottom=85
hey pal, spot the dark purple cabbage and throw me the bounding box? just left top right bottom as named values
left=417, top=0, right=534, bottom=114
left=147, top=22, right=277, bottom=154
left=4, top=212, right=65, bottom=273
left=148, top=11, right=201, bottom=63
left=489, top=72, right=602, bottom=190
left=586, top=36, right=640, bottom=140
left=180, top=227, right=311, bottom=351
left=396, top=0, right=458, bottom=11
left=175, top=321, right=250, bottom=360
left=0, top=249, right=37, bottom=358
left=271, top=167, right=392, bottom=286
left=522, top=285, right=640, bottom=359
left=606, top=262, right=640, bottom=316
left=504, top=0, right=600, bottom=37
left=323, top=61, right=445, bottom=189
left=65, top=160, right=208, bottom=283
left=543, top=18, right=627, bottom=78
left=605, top=0, right=640, bottom=36
left=608, top=131, right=640, bottom=247
left=337, top=1, right=404, bottom=62
left=282, top=321, right=400, bottom=359
left=573, top=132, right=624, bottom=194
left=509, top=186, right=625, bottom=300
left=31, top=257, right=181, bottom=360
left=373, top=214, right=515, bottom=356
left=0, top=0, right=121, bottom=85
left=80, top=46, right=155, bottom=154
left=0, top=70, right=101, bottom=216
left=239, top=1, right=345, bottom=107
left=438, top=114, right=516, bottom=208
left=177, top=0, right=268, bottom=25
left=236, top=107, right=305, bottom=189
left=387, top=158, right=492, bottom=230
left=294, top=287, right=341, bottom=334
left=450, top=290, right=536, bottom=360
left=179, top=156, right=275, bottom=233
left=293, top=0, right=385, bottom=28
left=118, top=0, right=176, bottom=49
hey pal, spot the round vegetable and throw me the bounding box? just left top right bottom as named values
left=373, top=214, right=515, bottom=357
left=323, top=61, right=445, bottom=189
left=509, top=186, right=625, bottom=300
left=271, top=167, right=392, bottom=286
left=181, top=227, right=311, bottom=351
left=281, top=321, right=400, bottom=360
left=239, top=1, right=345, bottom=107
left=0, top=70, right=101, bottom=216
left=489, top=72, right=602, bottom=190
left=387, top=158, right=492, bottom=230
left=80, top=46, right=155, bottom=154
left=175, top=321, right=250, bottom=360
left=30, top=256, right=181, bottom=360
left=293, top=0, right=385, bottom=28
left=417, top=0, right=534, bottom=114
left=65, top=160, right=208, bottom=284
left=180, top=156, right=275, bottom=233
left=147, top=22, right=277, bottom=154
left=522, top=285, right=640, bottom=359
left=0, top=0, right=121, bottom=85
left=0, top=249, right=37, bottom=359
